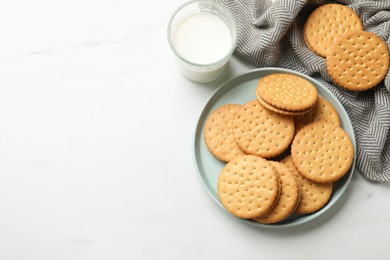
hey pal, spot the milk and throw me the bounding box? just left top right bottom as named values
left=173, top=12, right=233, bottom=65
left=169, top=8, right=236, bottom=83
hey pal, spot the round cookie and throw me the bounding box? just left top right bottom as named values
left=291, top=122, right=354, bottom=184
left=304, top=4, right=363, bottom=57
left=294, top=97, right=341, bottom=133
left=254, top=161, right=300, bottom=224
left=217, top=155, right=281, bottom=219
left=326, top=31, right=389, bottom=91
left=256, top=74, right=318, bottom=111
left=281, top=155, right=333, bottom=215
left=256, top=90, right=315, bottom=116
left=204, top=104, right=245, bottom=162
left=232, top=100, right=295, bottom=158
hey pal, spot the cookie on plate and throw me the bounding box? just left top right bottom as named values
left=256, top=91, right=315, bottom=116
left=254, top=161, right=300, bottom=224
left=291, top=122, right=354, bottom=184
left=232, top=100, right=295, bottom=158
left=256, top=74, right=318, bottom=112
left=294, top=97, right=341, bottom=133
left=204, top=104, right=245, bottom=162
left=218, top=155, right=281, bottom=219
left=281, top=155, right=333, bottom=214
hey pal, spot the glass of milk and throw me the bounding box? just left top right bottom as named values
left=168, top=0, right=238, bottom=83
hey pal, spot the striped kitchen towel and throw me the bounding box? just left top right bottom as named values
left=217, top=0, right=390, bottom=182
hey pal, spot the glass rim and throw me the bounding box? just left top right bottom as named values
left=167, top=0, right=238, bottom=68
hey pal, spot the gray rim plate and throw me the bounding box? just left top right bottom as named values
left=193, top=67, right=356, bottom=228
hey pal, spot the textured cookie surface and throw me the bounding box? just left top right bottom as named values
left=304, top=4, right=363, bottom=57
left=291, top=122, right=354, bottom=183
left=326, top=31, right=389, bottom=91
left=256, top=74, right=318, bottom=111
left=281, top=155, right=333, bottom=215
left=204, top=104, right=245, bottom=162
left=217, top=155, right=280, bottom=219
left=232, top=100, right=294, bottom=158
left=256, top=91, right=315, bottom=116
left=254, top=161, right=300, bottom=224
left=294, top=97, right=341, bottom=133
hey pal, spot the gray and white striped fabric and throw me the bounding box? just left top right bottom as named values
left=218, top=0, right=390, bottom=182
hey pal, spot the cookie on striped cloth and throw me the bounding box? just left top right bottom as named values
left=326, top=31, right=389, bottom=91
left=304, top=4, right=363, bottom=57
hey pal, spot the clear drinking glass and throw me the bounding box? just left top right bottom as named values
left=167, top=0, right=238, bottom=83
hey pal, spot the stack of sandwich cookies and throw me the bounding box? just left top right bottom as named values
left=254, top=161, right=300, bottom=224
left=304, top=3, right=390, bottom=91
left=217, top=155, right=281, bottom=219
left=256, top=74, right=318, bottom=116
left=256, top=91, right=315, bottom=116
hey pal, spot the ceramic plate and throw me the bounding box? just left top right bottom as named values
left=193, top=68, right=356, bottom=228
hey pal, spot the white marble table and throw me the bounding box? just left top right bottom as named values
left=0, top=1, right=389, bottom=259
